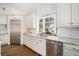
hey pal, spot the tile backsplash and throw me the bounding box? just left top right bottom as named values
left=58, top=27, right=79, bottom=40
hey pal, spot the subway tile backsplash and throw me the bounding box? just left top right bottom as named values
left=58, top=27, right=79, bottom=41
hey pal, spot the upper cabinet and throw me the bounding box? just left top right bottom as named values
left=57, top=3, right=79, bottom=27
left=72, top=3, right=79, bottom=26
left=57, top=3, right=71, bottom=27
left=0, top=15, right=7, bottom=24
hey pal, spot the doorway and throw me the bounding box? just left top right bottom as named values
left=10, top=20, right=21, bottom=45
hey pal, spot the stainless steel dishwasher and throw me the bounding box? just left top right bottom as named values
left=46, top=39, right=63, bottom=56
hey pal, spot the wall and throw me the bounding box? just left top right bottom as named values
left=24, top=13, right=33, bottom=29
left=21, top=4, right=57, bottom=44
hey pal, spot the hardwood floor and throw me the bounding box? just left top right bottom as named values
left=1, top=45, right=40, bottom=56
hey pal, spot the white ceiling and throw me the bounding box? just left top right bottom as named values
left=0, top=3, right=57, bottom=15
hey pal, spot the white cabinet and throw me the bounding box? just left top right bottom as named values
left=24, top=35, right=32, bottom=48
left=1, top=34, right=8, bottom=45
left=23, top=35, right=36, bottom=52
left=57, top=3, right=79, bottom=27
left=28, top=36, right=34, bottom=49
left=23, top=35, right=46, bottom=56
left=36, top=38, right=46, bottom=56
left=23, top=35, right=28, bottom=46
left=63, top=43, right=79, bottom=56
left=72, top=3, right=79, bottom=26
left=57, top=3, right=71, bottom=27
left=0, top=16, right=7, bottom=24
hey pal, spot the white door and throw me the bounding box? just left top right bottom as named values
left=72, top=3, right=79, bottom=26
left=57, top=3, right=71, bottom=27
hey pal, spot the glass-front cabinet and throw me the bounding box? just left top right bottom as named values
left=39, top=14, right=56, bottom=36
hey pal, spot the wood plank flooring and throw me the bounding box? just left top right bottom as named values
left=1, top=45, right=40, bottom=56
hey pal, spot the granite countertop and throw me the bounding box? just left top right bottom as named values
left=24, top=33, right=79, bottom=46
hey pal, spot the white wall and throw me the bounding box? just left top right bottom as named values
left=36, top=4, right=57, bottom=17
left=24, top=14, right=33, bottom=29
left=22, top=4, right=57, bottom=36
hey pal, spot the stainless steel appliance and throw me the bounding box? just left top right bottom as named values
left=10, top=20, right=21, bottom=45
left=46, top=39, right=63, bottom=56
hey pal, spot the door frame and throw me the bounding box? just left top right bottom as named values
left=8, top=15, right=22, bottom=45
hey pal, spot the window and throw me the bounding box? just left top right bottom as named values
left=39, top=14, right=56, bottom=36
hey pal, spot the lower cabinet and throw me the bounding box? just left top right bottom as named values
left=46, top=39, right=63, bottom=56
left=1, top=34, right=8, bottom=45
left=36, top=38, right=46, bottom=56
left=23, top=35, right=46, bottom=56
left=23, top=35, right=63, bottom=56
left=63, top=43, right=79, bottom=56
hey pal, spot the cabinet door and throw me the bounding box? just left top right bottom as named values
left=29, top=36, right=35, bottom=50
left=72, top=3, right=79, bottom=26
left=57, top=3, right=71, bottom=27
left=32, top=38, right=39, bottom=53
left=27, top=36, right=33, bottom=48
left=23, top=35, right=26, bottom=45
left=24, top=35, right=28, bottom=46
left=1, top=35, right=8, bottom=45
left=37, top=39, right=46, bottom=56
left=25, top=35, right=31, bottom=47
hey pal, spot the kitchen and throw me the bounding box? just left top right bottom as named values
left=0, top=3, right=79, bottom=56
